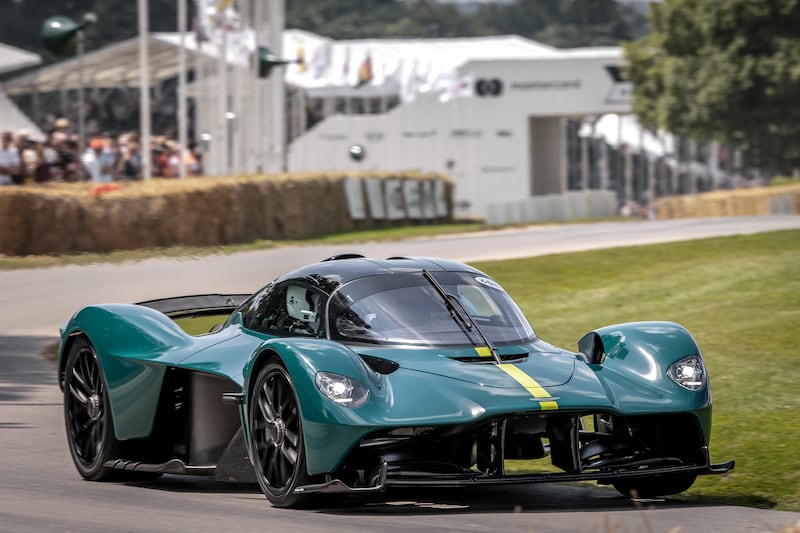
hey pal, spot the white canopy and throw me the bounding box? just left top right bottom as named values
left=0, top=42, right=41, bottom=76
left=3, top=33, right=235, bottom=95
left=0, top=42, right=43, bottom=140
left=3, top=29, right=585, bottom=103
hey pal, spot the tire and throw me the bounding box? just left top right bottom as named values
left=249, top=362, right=313, bottom=507
left=63, top=336, right=120, bottom=481
left=612, top=472, right=698, bottom=499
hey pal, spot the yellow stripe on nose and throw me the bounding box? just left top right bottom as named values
left=497, top=363, right=559, bottom=410
left=474, top=346, right=493, bottom=357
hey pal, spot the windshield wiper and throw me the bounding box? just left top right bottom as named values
left=421, top=270, right=501, bottom=364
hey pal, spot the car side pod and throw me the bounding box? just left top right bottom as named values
left=293, top=462, right=389, bottom=495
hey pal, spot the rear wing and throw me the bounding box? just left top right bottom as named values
left=136, top=294, right=251, bottom=318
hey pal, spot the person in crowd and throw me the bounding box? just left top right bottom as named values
left=104, top=132, right=122, bottom=174
left=156, top=141, right=181, bottom=178
left=18, top=132, right=40, bottom=183
left=33, top=142, right=53, bottom=183
left=119, top=139, right=143, bottom=179
left=0, top=130, right=21, bottom=186
left=56, top=137, right=85, bottom=182
left=185, top=141, right=203, bottom=176
left=53, top=117, right=70, bottom=136
left=41, top=131, right=61, bottom=182
left=82, top=137, right=116, bottom=182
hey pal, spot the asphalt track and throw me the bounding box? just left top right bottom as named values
left=1, top=215, right=800, bottom=532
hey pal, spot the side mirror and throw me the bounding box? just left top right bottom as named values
left=578, top=331, right=606, bottom=365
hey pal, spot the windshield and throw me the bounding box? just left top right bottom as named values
left=328, top=271, right=535, bottom=346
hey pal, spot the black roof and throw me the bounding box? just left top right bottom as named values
left=273, top=255, right=484, bottom=294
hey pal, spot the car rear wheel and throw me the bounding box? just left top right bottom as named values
left=63, top=336, right=120, bottom=481
left=249, top=361, right=313, bottom=507
left=612, top=472, right=697, bottom=498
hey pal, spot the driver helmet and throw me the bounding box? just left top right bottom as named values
left=286, top=286, right=315, bottom=321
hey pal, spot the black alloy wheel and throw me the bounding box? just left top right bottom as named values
left=249, top=362, right=312, bottom=507
left=63, top=336, right=119, bottom=480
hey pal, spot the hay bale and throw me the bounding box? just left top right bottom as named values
left=0, top=171, right=452, bottom=256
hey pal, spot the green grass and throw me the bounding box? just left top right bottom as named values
left=173, top=314, right=230, bottom=336
left=472, top=229, right=800, bottom=511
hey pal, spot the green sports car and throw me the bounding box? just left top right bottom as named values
left=58, top=254, right=734, bottom=507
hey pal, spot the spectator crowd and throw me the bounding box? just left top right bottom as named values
left=0, top=117, right=203, bottom=186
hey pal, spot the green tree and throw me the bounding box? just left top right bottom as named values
left=286, top=0, right=490, bottom=39
left=624, top=0, right=800, bottom=174
left=481, top=0, right=644, bottom=48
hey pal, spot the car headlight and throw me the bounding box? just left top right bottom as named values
left=667, top=355, right=707, bottom=391
left=315, top=371, right=369, bottom=408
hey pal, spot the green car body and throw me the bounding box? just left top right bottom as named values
left=57, top=255, right=732, bottom=507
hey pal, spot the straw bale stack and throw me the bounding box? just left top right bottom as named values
left=655, top=184, right=800, bottom=219
left=0, top=172, right=452, bottom=256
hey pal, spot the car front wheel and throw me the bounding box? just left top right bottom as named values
left=249, top=361, right=312, bottom=507
left=63, top=336, right=120, bottom=480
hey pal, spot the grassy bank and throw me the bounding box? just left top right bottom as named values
left=473, top=229, right=800, bottom=511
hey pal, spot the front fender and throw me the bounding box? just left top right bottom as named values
left=241, top=338, right=382, bottom=473
left=59, top=304, right=192, bottom=440
left=580, top=321, right=712, bottom=437
left=243, top=338, right=378, bottom=423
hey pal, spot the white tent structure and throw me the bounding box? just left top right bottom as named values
left=0, top=42, right=43, bottom=140
left=0, top=42, right=42, bottom=76
left=282, top=33, right=633, bottom=219
left=3, top=33, right=250, bottom=94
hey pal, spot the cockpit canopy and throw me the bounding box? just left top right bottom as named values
left=329, top=271, right=534, bottom=346
left=240, top=257, right=535, bottom=347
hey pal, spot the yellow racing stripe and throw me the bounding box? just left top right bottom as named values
left=497, top=363, right=559, bottom=410
left=474, top=346, right=493, bottom=358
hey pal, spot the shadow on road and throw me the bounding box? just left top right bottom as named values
left=127, top=474, right=746, bottom=517
left=0, top=336, right=59, bottom=402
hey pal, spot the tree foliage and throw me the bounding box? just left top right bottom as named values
left=624, top=0, right=800, bottom=173
left=2, top=0, right=643, bottom=60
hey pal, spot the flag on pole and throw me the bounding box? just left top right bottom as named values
left=439, top=72, right=474, bottom=102
left=295, top=41, right=306, bottom=73
left=342, top=46, right=350, bottom=80
left=356, top=51, right=373, bottom=88
left=194, top=0, right=253, bottom=58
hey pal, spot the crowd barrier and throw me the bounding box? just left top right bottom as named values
left=0, top=172, right=452, bottom=256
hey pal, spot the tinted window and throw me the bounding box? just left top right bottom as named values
left=243, top=283, right=325, bottom=337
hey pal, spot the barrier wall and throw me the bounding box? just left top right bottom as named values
left=655, top=184, right=800, bottom=219
left=485, top=190, right=618, bottom=226
left=0, top=173, right=452, bottom=256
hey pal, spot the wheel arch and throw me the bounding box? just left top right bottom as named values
left=579, top=320, right=713, bottom=440
left=58, top=304, right=190, bottom=440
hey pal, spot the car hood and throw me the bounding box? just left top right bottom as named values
left=353, top=340, right=577, bottom=388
